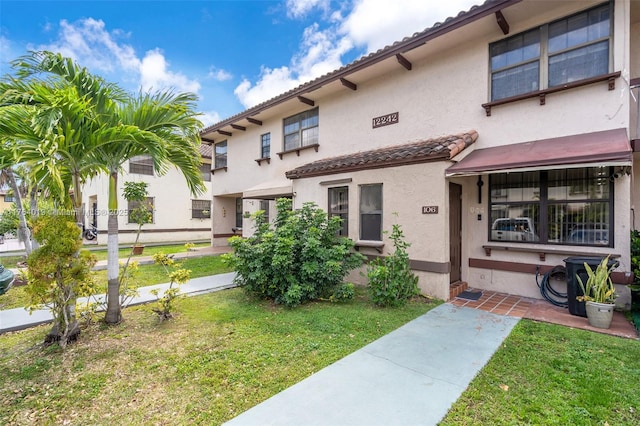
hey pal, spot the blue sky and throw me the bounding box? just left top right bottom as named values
left=0, top=0, right=478, bottom=127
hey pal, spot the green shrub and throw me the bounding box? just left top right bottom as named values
left=631, top=230, right=640, bottom=286
left=24, top=214, right=97, bottom=347
left=149, top=253, right=191, bottom=320
left=223, top=198, right=365, bottom=307
left=330, top=282, right=355, bottom=303
left=367, top=223, right=419, bottom=307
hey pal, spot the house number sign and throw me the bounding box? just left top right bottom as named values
left=422, top=206, right=438, bottom=214
left=372, top=112, right=399, bottom=128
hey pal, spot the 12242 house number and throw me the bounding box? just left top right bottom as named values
left=372, top=112, right=399, bottom=128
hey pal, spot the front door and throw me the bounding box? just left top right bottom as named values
left=449, top=183, right=462, bottom=283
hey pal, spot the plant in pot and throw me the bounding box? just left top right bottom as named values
left=576, top=255, right=618, bottom=329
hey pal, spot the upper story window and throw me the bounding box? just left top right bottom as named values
left=4, top=194, right=14, bottom=203
left=489, top=167, right=612, bottom=246
left=283, top=107, right=319, bottom=151
left=200, top=162, right=211, bottom=182
left=214, top=141, right=227, bottom=169
left=129, top=154, right=154, bottom=176
left=260, top=133, right=271, bottom=159
left=490, top=3, right=611, bottom=101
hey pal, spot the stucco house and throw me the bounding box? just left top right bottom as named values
left=79, top=144, right=213, bottom=245
left=0, top=190, right=14, bottom=214
left=201, top=0, right=639, bottom=302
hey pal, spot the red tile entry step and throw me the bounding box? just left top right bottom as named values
left=449, top=288, right=638, bottom=339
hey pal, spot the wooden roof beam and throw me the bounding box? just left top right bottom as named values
left=218, top=130, right=232, bottom=137
left=247, top=117, right=262, bottom=126
left=396, top=53, right=412, bottom=71
left=495, top=10, right=509, bottom=35
left=298, top=95, right=315, bottom=106
left=340, top=77, right=357, bottom=91
left=230, top=124, right=246, bottom=131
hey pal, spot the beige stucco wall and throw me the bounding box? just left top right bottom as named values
left=212, top=0, right=636, bottom=300
left=291, top=162, right=451, bottom=301
left=82, top=163, right=212, bottom=245
left=0, top=194, right=12, bottom=214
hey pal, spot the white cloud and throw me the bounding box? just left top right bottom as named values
left=341, top=0, right=478, bottom=53
left=140, top=48, right=201, bottom=94
left=234, top=20, right=353, bottom=109
left=235, top=66, right=297, bottom=108
left=32, top=18, right=201, bottom=96
left=286, top=0, right=330, bottom=19
left=199, top=110, right=221, bottom=128
left=207, top=66, right=233, bottom=81
left=234, top=0, right=477, bottom=109
left=0, top=35, right=11, bottom=58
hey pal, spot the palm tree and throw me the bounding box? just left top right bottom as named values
left=3, top=52, right=206, bottom=324
left=100, top=91, right=205, bottom=324
left=0, top=141, right=32, bottom=254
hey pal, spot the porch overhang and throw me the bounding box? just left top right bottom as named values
left=242, top=180, right=293, bottom=200
left=445, top=128, right=632, bottom=176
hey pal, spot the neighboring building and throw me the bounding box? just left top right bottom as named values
left=80, top=144, right=213, bottom=245
left=0, top=190, right=14, bottom=214
left=201, top=0, right=639, bottom=301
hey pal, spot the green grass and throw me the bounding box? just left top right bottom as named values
left=0, top=255, right=232, bottom=310
left=441, top=320, right=640, bottom=425
left=0, top=255, right=26, bottom=270
left=89, top=242, right=211, bottom=262
left=0, top=242, right=210, bottom=268
left=0, top=288, right=437, bottom=425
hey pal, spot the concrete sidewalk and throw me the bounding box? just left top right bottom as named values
left=225, top=304, right=520, bottom=426
left=0, top=272, right=237, bottom=334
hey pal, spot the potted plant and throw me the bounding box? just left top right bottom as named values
left=577, top=255, right=618, bottom=329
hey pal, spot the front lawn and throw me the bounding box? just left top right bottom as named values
left=0, top=255, right=232, bottom=310
left=441, top=320, right=640, bottom=425
left=0, top=288, right=436, bottom=425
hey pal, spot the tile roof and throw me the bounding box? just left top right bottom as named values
left=199, top=143, right=212, bottom=159
left=286, top=130, right=478, bottom=179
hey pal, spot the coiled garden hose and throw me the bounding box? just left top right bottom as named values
left=535, top=265, right=569, bottom=308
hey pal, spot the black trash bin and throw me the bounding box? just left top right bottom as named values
left=564, top=256, right=618, bottom=317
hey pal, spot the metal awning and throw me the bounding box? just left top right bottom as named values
left=446, top=128, right=631, bottom=176
left=242, top=180, right=293, bottom=200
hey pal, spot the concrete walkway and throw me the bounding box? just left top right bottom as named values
left=0, top=272, right=237, bottom=334
left=225, top=304, right=520, bottom=426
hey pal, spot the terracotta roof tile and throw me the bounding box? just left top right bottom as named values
left=199, top=143, right=212, bottom=159
left=286, top=130, right=478, bottom=179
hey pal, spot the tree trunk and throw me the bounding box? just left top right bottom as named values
left=104, top=171, right=121, bottom=324
left=29, top=189, right=40, bottom=251
left=5, top=168, right=32, bottom=255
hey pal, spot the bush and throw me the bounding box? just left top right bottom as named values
left=367, top=223, right=419, bottom=307
left=24, top=214, right=97, bottom=347
left=224, top=198, right=365, bottom=307
left=330, top=282, right=355, bottom=303
left=631, top=230, right=640, bottom=286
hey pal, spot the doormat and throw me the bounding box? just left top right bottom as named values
left=457, top=290, right=483, bottom=301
